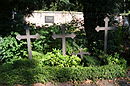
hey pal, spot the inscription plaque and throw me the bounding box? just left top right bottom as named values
left=45, top=16, right=54, bottom=23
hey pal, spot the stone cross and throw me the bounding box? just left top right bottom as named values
left=72, top=49, right=90, bottom=59
left=52, top=24, right=76, bottom=55
left=16, top=27, right=40, bottom=59
left=95, top=17, right=115, bottom=53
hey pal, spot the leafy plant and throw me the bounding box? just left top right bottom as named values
left=81, top=55, right=100, bottom=67
left=32, top=25, right=61, bottom=53
left=106, top=53, right=126, bottom=66
left=32, top=49, right=81, bottom=67
left=92, top=48, right=127, bottom=66
left=0, top=36, right=27, bottom=63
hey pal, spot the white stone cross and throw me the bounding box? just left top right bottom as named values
left=52, top=24, right=76, bottom=55
left=95, top=17, right=115, bottom=53
left=16, top=28, right=40, bottom=59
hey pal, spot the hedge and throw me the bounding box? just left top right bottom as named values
left=0, top=59, right=126, bottom=86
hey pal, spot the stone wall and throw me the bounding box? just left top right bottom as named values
left=25, top=11, right=83, bottom=27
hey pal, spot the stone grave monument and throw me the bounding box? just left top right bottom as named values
left=16, top=26, right=40, bottom=59
left=95, top=17, right=116, bottom=53
left=52, top=24, right=76, bottom=55
left=72, top=48, right=90, bottom=59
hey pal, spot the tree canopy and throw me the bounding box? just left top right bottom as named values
left=0, top=0, right=129, bottom=36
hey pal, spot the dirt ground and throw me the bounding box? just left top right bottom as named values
left=15, top=78, right=130, bottom=86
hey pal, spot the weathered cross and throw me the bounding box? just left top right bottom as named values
left=16, top=27, right=40, bottom=59
left=52, top=24, right=76, bottom=55
left=72, top=48, right=90, bottom=59
left=95, top=17, right=115, bottom=53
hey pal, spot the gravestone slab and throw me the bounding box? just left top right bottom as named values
left=25, top=11, right=83, bottom=27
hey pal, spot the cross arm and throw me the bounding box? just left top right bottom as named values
left=16, top=33, right=40, bottom=40
left=77, top=52, right=90, bottom=55
left=95, top=26, right=116, bottom=32
left=16, top=35, right=27, bottom=40
left=65, top=33, right=76, bottom=39
left=30, top=33, right=40, bottom=39
left=52, top=33, right=76, bottom=39
left=52, top=34, right=63, bottom=39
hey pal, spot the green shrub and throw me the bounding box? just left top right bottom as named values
left=81, top=55, right=101, bottom=67
left=12, top=59, right=40, bottom=69
left=93, top=49, right=127, bottom=66
left=0, top=60, right=126, bottom=86
left=32, top=49, right=81, bottom=67
left=99, top=52, right=126, bottom=66
left=108, top=26, right=129, bottom=54
left=32, top=49, right=127, bottom=67
left=0, top=36, right=27, bottom=63
left=106, top=53, right=126, bottom=67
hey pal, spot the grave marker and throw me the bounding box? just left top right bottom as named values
left=16, top=27, right=40, bottom=59
left=72, top=48, right=90, bottom=59
left=95, top=17, right=115, bottom=53
left=52, top=24, right=76, bottom=55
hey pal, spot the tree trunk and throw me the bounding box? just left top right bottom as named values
left=83, top=4, right=106, bottom=50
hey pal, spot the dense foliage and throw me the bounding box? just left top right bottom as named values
left=0, top=23, right=128, bottom=67
left=32, top=50, right=81, bottom=67
left=0, top=1, right=129, bottom=85
left=0, top=1, right=130, bottom=64
left=0, top=0, right=83, bottom=36
left=1, top=0, right=129, bottom=36
left=76, top=0, right=130, bottom=56
left=0, top=35, right=27, bottom=64
left=0, top=59, right=126, bottom=86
